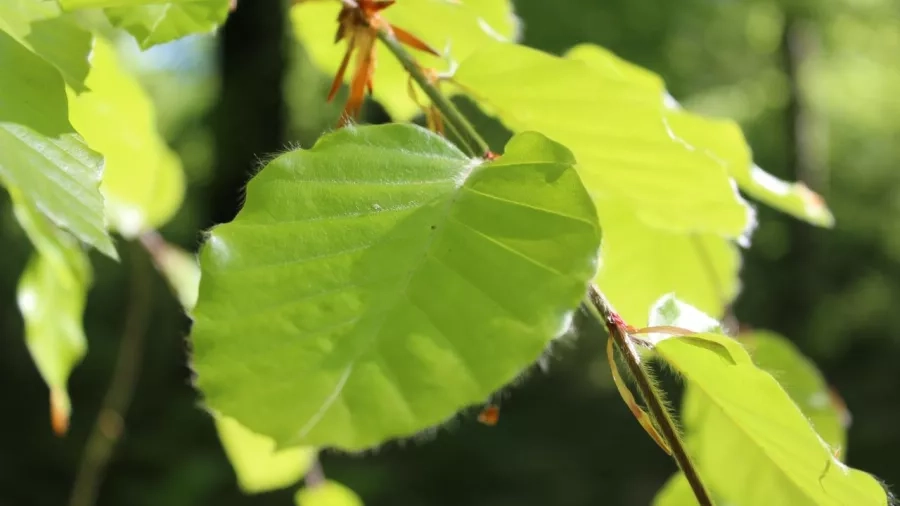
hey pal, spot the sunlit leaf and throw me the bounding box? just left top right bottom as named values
left=0, top=0, right=93, bottom=91
left=59, top=0, right=230, bottom=49
left=68, top=38, right=185, bottom=237
left=741, top=331, right=847, bottom=452
left=649, top=301, right=888, bottom=506
left=652, top=473, right=705, bottom=506
left=216, top=414, right=316, bottom=493
left=454, top=41, right=753, bottom=238
left=664, top=110, right=834, bottom=227
left=12, top=194, right=91, bottom=435
left=594, top=202, right=739, bottom=327
left=191, top=124, right=601, bottom=450
left=295, top=481, right=363, bottom=506
left=291, top=0, right=519, bottom=120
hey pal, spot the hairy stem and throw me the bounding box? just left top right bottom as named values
left=377, top=29, right=491, bottom=157
left=68, top=244, right=152, bottom=506
left=586, top=285, right=714, bottom=506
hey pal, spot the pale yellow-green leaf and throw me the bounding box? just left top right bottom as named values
left=648, top=318, right=887, bottom=506
left=454, top=41, right=753, bottom=238
left=295, top=481, right=363, bottom=506
left=216, top=414, right=316, bottom=493
left=68, top=38, right=185, bottom=237
left=594, top=200, right=739, bottom=327
left=290, top=0, right=518, bottom=120
left=11, top=192, right=92, bottom=434
left=664, top=109, right=834, bottom=227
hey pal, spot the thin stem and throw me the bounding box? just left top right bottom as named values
left=586, top=285, right=714, bottom=506
left=376, top=29, right=491, bottom=156
left=68, top=244, right=152, bottom=506
left=304, top=453, right=326, bottom=489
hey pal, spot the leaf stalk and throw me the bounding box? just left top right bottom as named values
left=586, top=285, right=714, bottom=506
left=376, top=29, right=491, bottom=157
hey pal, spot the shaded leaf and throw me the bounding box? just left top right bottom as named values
left=650, top=301, right=887, bottom=506
left=0, top=0, right=93, bottom=91
left=12, top=194, right=91, bottom=435
left=0, top=29, right=73, bottom=137
left=68, top=38, right=185, bottom=237
left=454, top=41, right=753, bottom=238
left=295, top=481, right=363, bottom=506
left=191, top=125, right=601, bottom=450
left=216, top=414, right=316, bottom=493
left=291, top=0, right=519, bottom=120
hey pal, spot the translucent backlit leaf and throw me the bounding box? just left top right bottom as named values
left=594, top=201, right=739, bottom=327
left=295, top=481, right=363, bottom=506
left=12, top=195, right=91, bottom=435
left=664, top=109, right=834, bottom=227
left=291, top=0, right=519, bottom=120
left=68, top=38, right=185, bottom=237
left=191, top=125, right=601, bottom=450
left=650, top=301, right=887, bottom=506
left=454, top=41, right=753, bottom=238
left=216, top=414, right=316, bottom=493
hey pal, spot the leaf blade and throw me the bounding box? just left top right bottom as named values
left=191, top=125, right=601, bottom=450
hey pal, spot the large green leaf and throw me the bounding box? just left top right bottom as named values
left=59, top=0, right=230, bottom=49
left=68, top=38, right=185, bottom=237
left=454, top=41, right=753, bottom=238
left=0, top=0, right=93, bottom=91
left=291, top=0, right=519, bottom=120
left=594, top=201, right=739, bottom=326
left=191, top=124, right=601, bottom=450
left=12, top=193, right=91, bottom=434
left=295, top=481, right=363, bottom=506
left=648, top=300, right=887, bottom=506
left=216, top=415, right=316, bottom=493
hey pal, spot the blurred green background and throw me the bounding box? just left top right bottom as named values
left=1, top=0, right=899, bottom=504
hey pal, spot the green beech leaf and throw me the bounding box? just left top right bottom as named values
left=594, top=202, right=739, bottom=327
left=12, top=194, right=91, bottom=435
left=0, top=0, right=93, bottom=91
left=454, top=42, right=753, bottom=238
left=649, top=300, right=888, bottom=506
left=564, top=43, right=833, bottom=228
left=0, top=29, right=115, bottom=258
left=741, top=331, right=848, bottom=452
left=191, top=124, right=601, bottom=450
left=59, top=0, right=230, bottom=49
left=652, top=473, right=706, bottom=506
left=68, top=38, right=185, bottom=237
left=291, top=0, right=519, bottom=120
left=664, top=110, right=834, bottom=227
left=295, top=481, right=363, bottom=506
left=0, top=29, right=73, bottom=137
left=215, top=414, right=316, bottom=493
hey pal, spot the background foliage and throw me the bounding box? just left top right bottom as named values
left=1, top=0, right=898, bottom=505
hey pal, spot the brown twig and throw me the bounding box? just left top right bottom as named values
left=68, top=244, right=152, bottom=506
left=586, top=285, right=714, bottom=506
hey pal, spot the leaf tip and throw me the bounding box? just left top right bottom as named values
left=50, top=388, right=70, bottom=436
